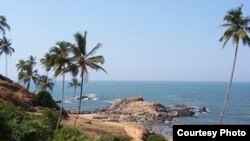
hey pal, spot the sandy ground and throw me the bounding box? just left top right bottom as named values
left=63, top=114, right=147, bottom=141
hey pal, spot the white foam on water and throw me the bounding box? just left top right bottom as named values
left=87, top=93, right=99, bottom=100
left=103, top=101, right=114, bottom=104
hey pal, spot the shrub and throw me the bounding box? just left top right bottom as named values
left=36, top=91, right=68, bottom=118
left=40, top=108, right=59, bottom=130
left=52, top=127, right=91, bottom=141
left=0, top=102, right=24, bottom=122
left=0, top=102, right=24, bottom=139
left=36, top=91, right=56, bottom=108
left=11, top=119, right=53, bottom=141
left=147, top=134, right=168, bottom=141
left=97, top=134, right=132, bottom=141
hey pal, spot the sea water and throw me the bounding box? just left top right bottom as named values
left=51, top=81, right=250, bottom=124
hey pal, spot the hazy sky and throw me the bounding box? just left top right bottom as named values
left=1, top=0, right=250, bottom=81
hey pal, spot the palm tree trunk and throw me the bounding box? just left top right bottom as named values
left=73, top=86, right=76, bottom=98
left=27, top=80, right=30, bottom=90
left=74, top=70, right=84, bottom=126
left=5, top=54, right=7, bottom=77
left=56, top=72, right=65, bottom=129
left=51, top=77, right=57, bottom=95
left=219, top=45, right=239, bottom=124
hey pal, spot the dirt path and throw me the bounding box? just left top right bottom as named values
left=63, top=114, right=147, bottom=141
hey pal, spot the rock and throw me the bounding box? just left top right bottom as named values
left=74, top=95, right=90, bottom=100
left=199, top=106, right=208, bottom=113
left=101, top=97, right=196, bottom=125
left=55, top=100, right=61, bottom=103
left=175, top=109, right=195, bottom=117
left=173, top=104, right=195, bottom=117
left=167, top=111, right=178, bottom=117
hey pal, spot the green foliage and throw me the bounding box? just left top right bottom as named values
left=0, top=102, right=24, bottom=122
left=147, top=134, right=167, bottom=141
left=40, top=108, right=59, bottom=130
left=0, top=102, right=24, bottom=139
left=0, top=102, right=62, bottom=141
left=10, top=107, right=61, bottom=141
left=36, top=91, right=68, bottom=119
left=11, top=119, right=53, bottom=141
left=36, top=91, right=56, bottom=108
left=52, top=127, right=90, bottom=141
left=97, top=134, right=132, bottom=141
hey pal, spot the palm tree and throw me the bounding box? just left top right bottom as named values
left=17, top=56, right=38, bottom=90
left=40, top=53, right=53, bottom=72
left=68, top=78, right=80, bottom=98
left=36, top=75, right=54, bottom=93
left=71, top=31, right=106, bottom=126
left=0, top=36, right=14, bottom=77
left=0, top=15, right=10, bottom=35
left=49, top=41, right=73, bottom=129
left=219, top=5, right=250, bottom=124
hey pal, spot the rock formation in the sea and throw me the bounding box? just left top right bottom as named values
left=99, top=97, right=196, bottom=124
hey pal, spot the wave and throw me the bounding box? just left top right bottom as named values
left=73, top=93, right=99, bottom=101
left=103, top=100, right=114, bottom=104
left=64, top=99, right=73, bottom=104
left=102, top=98, right=121, bottom=104
left=87, top=94, right=99, bottom=100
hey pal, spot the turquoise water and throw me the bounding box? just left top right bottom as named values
left=51, top=81, right=250, bottom=124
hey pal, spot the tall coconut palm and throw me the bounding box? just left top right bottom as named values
left=36, top=75, right=54, bottom=93
left=17, top=56, right=38, bottom=90
left=0, top=36, right=14, bottom=77
left=16, top=59, right=26, bottom=72
left=71, top=31, right=106, bottom=126
left=0, top=15, right=10, bottom=35
left=40, top=53, right=53, bottom=72
left=219, top=5, right=250, bottom=124
left=68, top=78, right=80, bottom=98
left=49, top=41, right=73, bottom=129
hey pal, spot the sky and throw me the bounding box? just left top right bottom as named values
left=1, top=0, right=250, bottom=81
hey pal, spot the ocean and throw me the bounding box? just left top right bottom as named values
left=51, top=81, right=250, bottom=125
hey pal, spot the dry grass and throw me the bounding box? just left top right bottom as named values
left=62, top=114, right=147, bottom=141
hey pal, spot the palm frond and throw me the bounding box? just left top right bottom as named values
left=86, top=55, right=105, bottom=64
left=74, top=32, right=87, bottom=56
left=233, top=34, right=239, bottom=46
left=86, top=43, right=102, bottom=58
left=86, top=63, right=107, bottom=73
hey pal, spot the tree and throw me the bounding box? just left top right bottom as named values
left=17, top=56, right=38, bottom=90
left=219, top=5, right=250, bottom=124
left=36, top=75, right=54, bottom=93
left=0, top=36, right=14, bottom=77
left=40, top=53, right=53, bottom=72
left=68, top=78, right=80, bottom=98
left=0, top=15, right=10, bottom=35
left=48, top=41, right=73, bottom=129
left=71, top=31, right=106, bottom=126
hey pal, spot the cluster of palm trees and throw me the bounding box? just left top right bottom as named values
left=15, top=32, right=106, bottom=128
left=38, top=31, right=106, bottom=128
left=0, top=15, right=14, bottom=77
left=16, top=55, right=54, bottom=92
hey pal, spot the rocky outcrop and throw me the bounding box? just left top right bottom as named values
left=100, top=97, right=196, bottom=124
